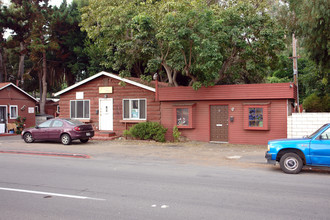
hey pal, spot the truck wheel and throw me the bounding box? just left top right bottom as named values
left=280, top=153, right=303, bottom=174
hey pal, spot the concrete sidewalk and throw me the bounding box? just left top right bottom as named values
left=0, top=135, right=267, bottom=167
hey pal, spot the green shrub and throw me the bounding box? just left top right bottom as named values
left=125, top=122, right=168, bottom=142
left=15, top=116, right=26, bottom=134
left=303, top=93, right=329, bottom=112
left=172, top=126, right=181, bottom=142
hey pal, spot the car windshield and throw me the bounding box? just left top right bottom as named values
left=65, top=119, right=84, bottom=126
left=308, top=124, right=328, bottom=139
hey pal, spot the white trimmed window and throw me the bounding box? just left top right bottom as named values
left=70, top=100, right=90, bottom=119
left=9, top=105, right=18, bottom=119
left=123, top=99, right=146, bottom=120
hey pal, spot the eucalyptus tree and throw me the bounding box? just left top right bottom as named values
left=48, top=0, right=90, bottom=88
left=0, top=30, right=7, bottom=83
left=289, top=0, right=329, bottom=76
left=0, top=1, right=4, bottom=82
left=0, top=0, right=35, bottom=85
left=27, top=0, right=58, bottom=114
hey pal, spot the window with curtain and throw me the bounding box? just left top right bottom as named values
left=9, top=105, right=18, bottom=119
left=123, top=99, right=146, bottom=120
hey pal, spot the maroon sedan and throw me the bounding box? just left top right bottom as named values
left=21, top=118, right=94, bottom=145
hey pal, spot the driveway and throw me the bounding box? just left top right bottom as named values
left=0, top=135, right=267, bottom=167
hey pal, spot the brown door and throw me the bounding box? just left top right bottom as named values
left=210, top=105, right=228, bottom=142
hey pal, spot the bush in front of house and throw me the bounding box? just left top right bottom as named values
left=15, top=116, right=26, bottom=134
left=172, top=126, right=181, bottom=142
left=124, top=122, right=168, bottom=142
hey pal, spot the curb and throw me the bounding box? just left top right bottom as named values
left=0, top=134, right=19, bottom=137
left=0, top=150, right=90, bottom=159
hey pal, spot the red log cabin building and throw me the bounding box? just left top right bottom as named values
left=54, top=71, right=163, bottom=136
left=0, top=82, right=37, bottom=133
left=54, top=71, right=296, bottom=145
left=158, top=83, right=297, bottom=145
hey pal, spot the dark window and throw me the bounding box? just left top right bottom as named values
left=70, top=100, right=90, bottom=119
left=123, top=100, right=130, bottom=119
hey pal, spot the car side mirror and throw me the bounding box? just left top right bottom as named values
left=35, top=126, right=39, bottom=129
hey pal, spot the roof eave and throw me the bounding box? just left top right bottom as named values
left=54, top=71, right=155, bottom=97
left=0, top=83, right=37, bottom=102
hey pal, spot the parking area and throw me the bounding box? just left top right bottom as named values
left=0, top=135, right=267, bottom=167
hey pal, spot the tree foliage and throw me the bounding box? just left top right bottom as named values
left=0, top=0, right=90, bottom=113
left=80, top=0, right=285, bottom=87
left=268, top=0, right=329, bottom=107
left=1, top=0, right=327, bottom=113
left=288, top=0, right=329, bottom=75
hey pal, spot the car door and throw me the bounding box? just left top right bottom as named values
left=310, top=127, right=330, bottom=166
left=48, top=120, right=64, bottom=140
left=34, top=120, right=53, bottom=140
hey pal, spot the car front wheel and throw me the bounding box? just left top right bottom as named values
left=61, top=134, right=71, bottom=145
left=280, top=153, right=303, bottom=174
left=23, top=133, right=34, bottom=143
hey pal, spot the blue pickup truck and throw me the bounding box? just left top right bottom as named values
left=265, top=123, right=330, bottom=174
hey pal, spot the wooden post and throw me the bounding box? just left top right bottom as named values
left=291, top=34, right=300, bottom=112
left=153, top=73, right=159, bottom=101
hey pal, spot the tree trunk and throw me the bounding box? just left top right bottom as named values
left=40, top=51, right=47, bottom=115
left=173, top=69, right=179, bottom=87
left=0, top=50, right=3, bottom=82
left=0, top=46, right=8, bottom=82
left=214, top=48, right=238, bottom=84
left=18, top=42, right=26, bottom=85
left=3, top=48, right=8, bottom=82
left=162, top=62, right=176, bottom=86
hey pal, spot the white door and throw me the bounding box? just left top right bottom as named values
left=0, top=106, right=7, bottom=133
left=99, top=98, right=113, bottom=130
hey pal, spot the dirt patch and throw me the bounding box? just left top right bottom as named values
left=88, top=139, right=268, bottom=168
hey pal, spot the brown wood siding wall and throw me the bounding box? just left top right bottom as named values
left=59, top=75, right=160, bottom=135
left=161, top=99, right=287, bottom=145
left=159, top=83, right=295, bottom=101
left=0, top=87, right=36, bottom=128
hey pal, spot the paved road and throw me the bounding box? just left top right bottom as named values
left=1, top=136, right=330, bottom=219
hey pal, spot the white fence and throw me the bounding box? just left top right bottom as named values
left=287, top=113, right=330, bottom=138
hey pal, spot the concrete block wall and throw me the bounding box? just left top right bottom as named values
left=287, top=113, right=330, bottom=138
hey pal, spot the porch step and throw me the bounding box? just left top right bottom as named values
left=94, top=130, right=116, bottom=137
left=92, top=131, right=119, bottom=140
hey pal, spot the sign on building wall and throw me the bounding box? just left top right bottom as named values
left=76, top=92, right=84, bottom=99
left=28, top=107, right=34, bottom=114
left=99, top=87, right=113, bottom=94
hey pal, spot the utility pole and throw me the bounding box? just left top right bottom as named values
left=290, top=33, right=300, bottom=112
